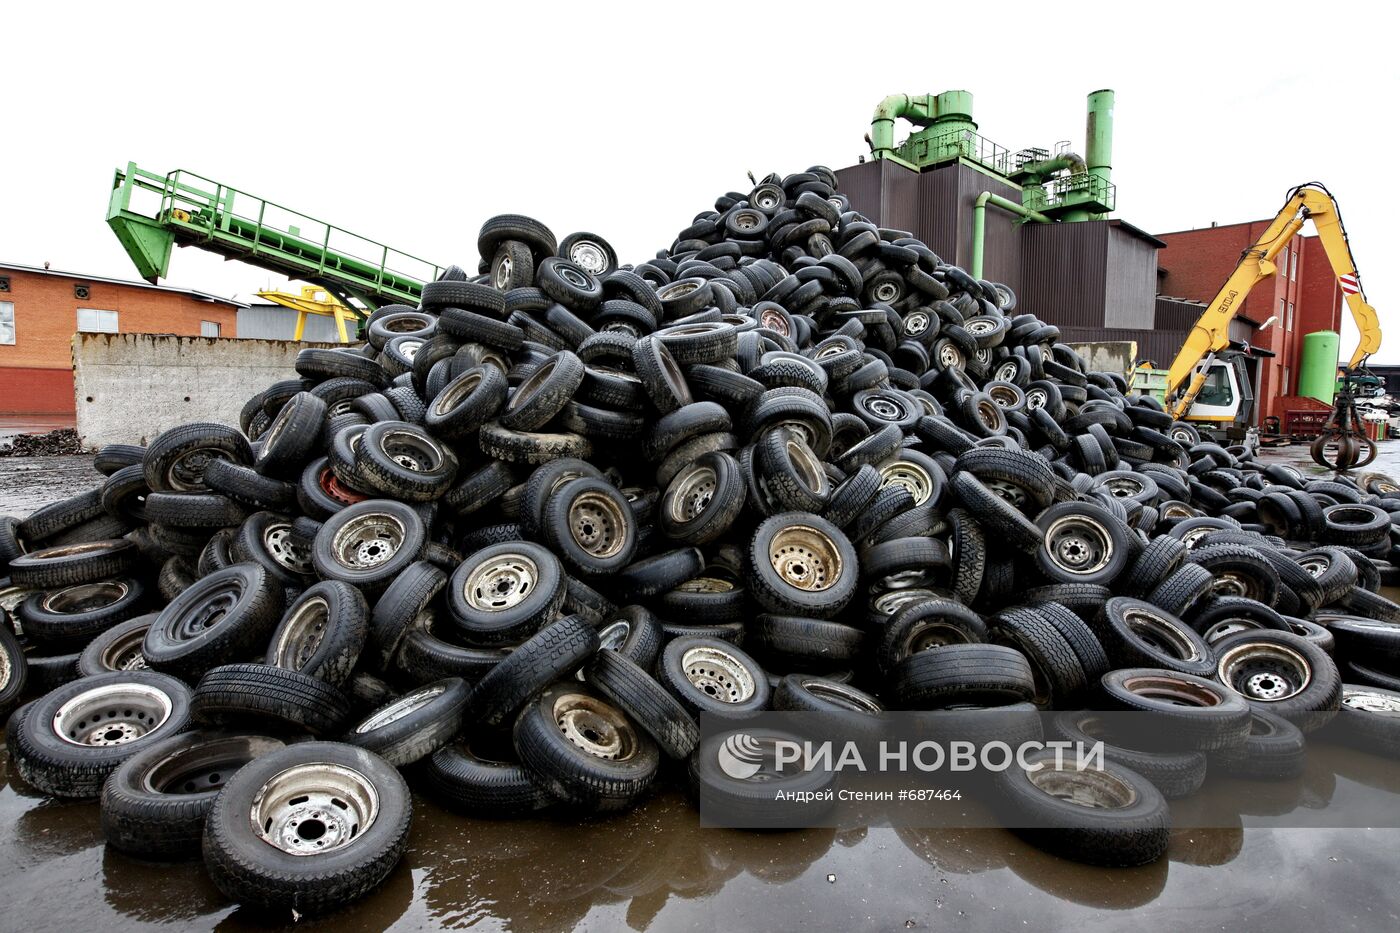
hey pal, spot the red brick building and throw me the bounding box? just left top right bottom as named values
left=0, top=262, right=244, bottom=415
left=1155, top=224, right=1344, bottom=426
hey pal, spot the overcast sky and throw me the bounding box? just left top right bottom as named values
left=6, top=2, right=1396, bottom=360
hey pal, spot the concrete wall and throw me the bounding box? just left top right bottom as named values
left=1064, top=341, right=1138, bottom=378
left=72, top=333, right=335, bottom=448
left=238, top=303, right=351, bottom=343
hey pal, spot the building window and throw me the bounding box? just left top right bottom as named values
left=0, top=301, right=14, bottom=345
left=200, top=321, right=221, bottom=338
left=1290, top=249, right=1298, bottom=281
left=77, top=308, right=119, bottom=333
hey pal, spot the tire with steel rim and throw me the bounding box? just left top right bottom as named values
left=513, top=683, right=660, bottom=812
left=10, top=670, right=193, bottom=798
left=312, top=500, right=426, bottom=594
left=656, top=636, right=770, bottom=719
left=660, top=451, right=747, bottom=545
left=233, top=510, right=318, bottom=587
left=100, top=730, right=287, bottom=857
left=1213, top=629, right=1341, bottom=730
left=995, top=750, right=1170, bottom=867
left=202, top=740, right=412, bottom=915
left=423, top=736, right=557, bottom=816
left=142, top=422, right=253, bottom=493
left=143, top=563, right=284, bottom=682
left=17, top=577, right=147, bottom=652
left=1049, top=710, right=1207, bottom=799
left=0, top=622, right=28, bottom=719
left=7, top=539, right=141, bottom=589
left=1325, top=685, right=1400, bottom=757
left=1034, top=501, right=1129, bottom=586
left=266, top=581, right=370, bottom=688
left=344, top=677, right=470, bottom=767
left=77, top=613, right=156, bottom=677
left=747, top=512, right=858, bottom=619
left=447, top=541, right=565, bottom=645
left=1099, top=667, right=1251, bottom=751
left=355, top=421, right=459, bottom=502
left=542, top=477, right=638, bottom=577
left=1101, top=597, right=1215, bottom=677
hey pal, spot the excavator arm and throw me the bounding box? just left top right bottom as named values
left=1164, top=184, right=1380, bottom=419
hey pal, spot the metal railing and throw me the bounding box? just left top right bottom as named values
left=1043, top=173, right=1117, bottom=213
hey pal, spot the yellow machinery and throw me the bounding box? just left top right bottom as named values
left=255, top=285, right=362, bottom=343
left=1160, top=183, right=1381, bottom=467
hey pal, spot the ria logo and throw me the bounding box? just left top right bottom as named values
left=717, top=733, right=766, bottom=780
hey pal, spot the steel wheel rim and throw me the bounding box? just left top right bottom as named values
left=357, top=684, right=445, bottom=733
left=42, top=580, right=129, bottom=615
left=464, top=553, right=538, bottom=612
left=872, top=588, right=938, bottom=617
left=396, top=340, right=422, bottom=361
left=1123, top=607, right=1201, bottom=661
left=251, top=762, right=379, bottom=856
left=880, top=460, right=933, bottom=505
left=759, top=308, right=790, bottom=335
left=1026, top=761, right=1138, bottom=809
left=331, top=513, right=405, bottom=570
left=168, top=447, right=226, bottom=491
left=52, top=682, right=172, bottom=747
left=146, top=735, right=281, bottom=795
left=862, top=394, right=909, bottom=423
left=660, top=281, right=700, bottom=300
left=102, top=625, right=150, bottom=672
left=569, top=241, right=608, bottom=275
left=754, top=187, right=782, bottom=210
left=682, top=646, right=754, bottom=703
left=988, top=385, right=1020, bottom=408
left=597, top=620, right=632, bottom=652
left=568, top=491, right=628, bottom=558
left=433, top=371, right=483, bottom=416
left=1298, top=555, right=1333, bottom=578
left=904, top=312, right=931, bottom=337
left=676, top=575, right=735, bottom=594
left=495, top=253, right=515, bottom=288
left=1218, top=642, right=1312, bottom=701
left=0, top=647, right=10, bottom=692
left=1045, top=515, right=1113, bottom=576
left=769, top=525, right=842, bottom=592
left=1025, top=388, right=1047, bottom=410
left=904, top=621, right=973, bottom=654
left=785, top=437, right=828, bottom=498
left=996, top=362, right=1020, bottom=382
left=1169, top=427, right=1195, bottom=442
left=266, top=523, right=314, bottom=574
left=174, top=580, right=242, bottom=638
left=558, top=265, right=591, bottom=289
left=984, top=478, right=1029, bottom=509
left=937, top=341, right=964, bottom=368
left=1209, top=571, right=1255, bottom=599
left=670, top=464, right=718, bottom=523
left=553, top=692, right=637, bottom=760
left=1342, top=689, right=1400, bottom=713
left=1101, top=477, right=1145, bottom=499
left=272, top=596, right=331, bottom=672
left=377, top=429, right=443, bottom=473
left=874, top=282, right=901, bottom=303
left=1122, top=674, right=1224, bottom=707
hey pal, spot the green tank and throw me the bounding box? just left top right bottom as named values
left=1298, top=331, right=1340, bottom=404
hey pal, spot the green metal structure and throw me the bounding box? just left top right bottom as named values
left=107, top=163, right=444, bottom=309
left=1299, top=330, right=1341, bottom=404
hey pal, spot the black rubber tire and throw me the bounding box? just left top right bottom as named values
left=1189, top=543, right=1280, bottom=606
left=191, top=663, right=352, bottom=735
left=995, top=752, right=1170, bottom=867
left=464, top=615, right=599, bottom=728
left=1099, top=667, right=1251, bottom=751
left=542, top=477, right=638, bottom=577
left=265, top=581, right=369, bottom=687
left=354, top=421, right=458, bottom=502
left=312, top=500, right=426, bottom=594
left=365, top=561, right=445, bottom=672
left=142, top=563, right=284, bottom=682
left=99, top=730, right=287, bottom=857
left=17, top=577, right=147, bottom=653
left=0, top=623, right=28, bottom=719
left=747, top=513, right=858, bottom=619
left=143, top=491, right=249, bottom=529
left=1100, top=596, right=1215, bottom=676
left=76, top=613, right=156, bottom=677
left=10, top=670, right=194, bottom=798
left=1033, top=501, right=1130, bottom=586
left=204, top=457, right=296, bottom=512
left=19, top=488, right=107, bottom=543
left=892, top=643, right=1036, bottom=709
left=201, top=740, right=412, bottom=916
left=1211, top=629, right=1341, bottom=730
left=990, top=606, right=1088, bottom=707
left=656, top=636, right=770, bottom=719
left=446, top=541, right=565, bottom=646
left=343, top=677, right=470, bottom=767
left=394, top=627, right=508, bottom=684
left=479, top=421, right=593, bottom=466
left=949, top=472, right=1044, bottom=553
left=1210, top=708, right=1307, bottom=779
left=512, top=682, right=659, bottom=812
left=584, top=648, right=699, bottom=759
left=1146, top=562, right=1216, bottom=617
left=232, top=510, right=317, bottom=588
left=613, top=547, right=706, bottom=602
left=1324, top=684, right=1400, bottom=758
left=750, top=614, right=866, bottom=666
left=876, top=598, right=987, bottom=677
left=423, top=737, right=556, bottom=816
left=1049, top=710, right=1207, bottom=799
left=1121, top=534, right=1187, bottom=598
left=94, top=443, right=148, bottom=476
left=7, top=539, right=140, bottom=589
left=142, top=423, right=253, bottom=493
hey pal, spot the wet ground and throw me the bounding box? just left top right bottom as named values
left=1, top=444, right=1398, bottom=931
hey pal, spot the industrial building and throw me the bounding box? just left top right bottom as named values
left=836, top=89, right=1347, bottom=432
left=0, top=261, right=244, bottom=414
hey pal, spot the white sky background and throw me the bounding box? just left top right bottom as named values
left=4, top=1, right=1397, bottom=360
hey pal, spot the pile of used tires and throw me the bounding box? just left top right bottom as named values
left=3, top=165, right=1400, bottom=913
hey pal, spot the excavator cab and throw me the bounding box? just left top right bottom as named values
left=1184, top=355, right=1254, bottom=434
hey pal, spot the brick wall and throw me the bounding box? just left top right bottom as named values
left=0, top=267, right=240, bottom=414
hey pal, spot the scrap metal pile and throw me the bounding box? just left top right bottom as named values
left=2, top=166, right=1400, bottom=915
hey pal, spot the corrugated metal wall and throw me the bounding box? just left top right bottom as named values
left=236, top=304, right=348, bottom=342
left=1020, top=222, right=1108, bottom=327
left=1104, top=227, right=1158, bottom=328
left=1060, top=327, right=1188, bottom=370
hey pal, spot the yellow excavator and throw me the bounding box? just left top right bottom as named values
left=1159, top=182, right=1381, bottom=469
